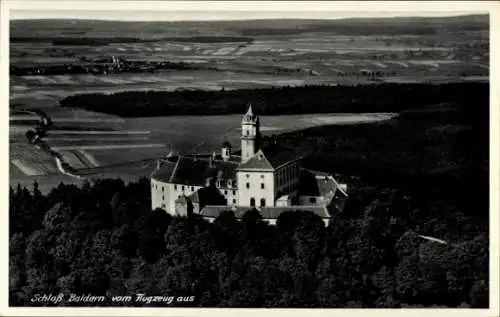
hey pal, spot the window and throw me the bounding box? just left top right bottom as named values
left=260, top=174, right=264, bottom=179
left=233, top=199, right=236, bottom=204
left=181, top=185, right=185, bottom=191
left=162, top=195, right=164, bottom=200
left=246, top=130, right=249, bottom=136
left=261, top=183, right=265, bottom=189
left=260, top=198, right=266, bottom=207
left=309, top=197, right=317, bottom=203
left=246, top=182, right=250, bottom=189
left=174, top=185, right=177, bottom=190
left=250, top=198, right=255, bottom=207
left=224, top=190, right=228, bottom=195
left=233, top=190, right=236, bottom=195
left=191, top=186, right=194, bottom=192
left=162, top=186, right=164, bottom=192
left=246, top=174, right=250, bottom=178
left=161, top=204, right=166, bottom=209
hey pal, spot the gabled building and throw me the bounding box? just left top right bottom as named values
left=150, top=105, right=348, bottom=225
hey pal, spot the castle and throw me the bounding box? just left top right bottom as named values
left=150, top=105, right=348, bottom=225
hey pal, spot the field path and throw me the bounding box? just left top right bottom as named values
left=55, top=157, right=83, bottom=179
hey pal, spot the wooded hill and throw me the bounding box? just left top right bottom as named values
left=10, top=87, right=489, bottom=307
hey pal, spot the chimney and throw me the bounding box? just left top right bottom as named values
left=157, top=160, right=161, bottom=170
left=222, top=141, right=232, bottom=162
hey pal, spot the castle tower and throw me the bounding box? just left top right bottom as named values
left=241, top=104, right=260, bottom=162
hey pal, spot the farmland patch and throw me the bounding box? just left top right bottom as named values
left=11, top=159, right=44, bottom=176
left=10, top=144, right=59, bottom=176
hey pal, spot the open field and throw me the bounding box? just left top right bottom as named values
left=9, top=111, right=396, bottom=189
left=10, top=143, right=59, bottom=176
left=9, top=15, right=489, bottom=192
left=10, top=16, right=489, bottom=101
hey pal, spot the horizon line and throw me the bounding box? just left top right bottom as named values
left=9, top=12, right=487, bottom=23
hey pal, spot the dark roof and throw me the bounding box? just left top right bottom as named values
left=298, top=169, right=322, bottom=196
left=150, top=159, right=177, bottom=182
left=198, top=205, right=330, bottom=219
left=152, top=156, right=239, bottom=186
left=238, top=147, right=300, bottom=171
left=264, top=146, right=301, bottom=168
left=197, top=187, right=226, bottom=208
left=222, top=141, right=232, bottom=148
left=298, top=168, right=339, bottom=198
left=237, top=150, right=274, bottom=170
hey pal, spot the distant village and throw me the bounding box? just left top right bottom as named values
left=10, top=55, right=196, bottom=76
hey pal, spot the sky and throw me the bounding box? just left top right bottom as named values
left=10, top=10, right=485, bottom=21
left=7, top=1, right=488, bottom=21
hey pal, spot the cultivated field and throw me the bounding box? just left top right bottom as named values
left=10, top=16, right=489, bottom=102
left=9, top=15, right=489, bottom=192
left=9, top=110, right=396, bottom=192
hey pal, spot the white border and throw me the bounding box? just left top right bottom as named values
left=1, top=1, right=499, bottom=316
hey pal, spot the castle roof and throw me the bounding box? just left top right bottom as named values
left=238, top=147, right=301, bottom=171
left=198, top=205, right=331, bottom=220
left=151, top=156, right=239, bottom=186
left=298, top=168, right=348, bottom=208
left=150, top=159, right=177, bottom=181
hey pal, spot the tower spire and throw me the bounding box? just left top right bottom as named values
left=242, top=103, right=257, bottom=123
left=246, top=104, right=253, bottom=116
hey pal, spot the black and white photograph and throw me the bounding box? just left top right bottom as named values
left=2, top=0, right=498, bottom=314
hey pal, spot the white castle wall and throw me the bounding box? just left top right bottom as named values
left=237, top=170, right=275, bottom=207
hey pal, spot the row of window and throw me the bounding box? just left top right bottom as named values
left=245, top=182, right=266, bottom=189
left=161, top=191, right=238, bottom=202
left=246, top=174, right=265, bottom=179
left=174, top=184, right=195, bottom=192
left=152, top=183, right=196, bottom=193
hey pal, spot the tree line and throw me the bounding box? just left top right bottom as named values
left=59, top=83, right=487, bottom=118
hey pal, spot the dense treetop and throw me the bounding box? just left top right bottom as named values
left=59, top=83, right=487, bottom=117
left=10, top=89, right=489, bottom=307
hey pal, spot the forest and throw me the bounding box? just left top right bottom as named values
left=10, top=84, right=489, bottom=307
left=59, top=83, right=487, bottom=117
